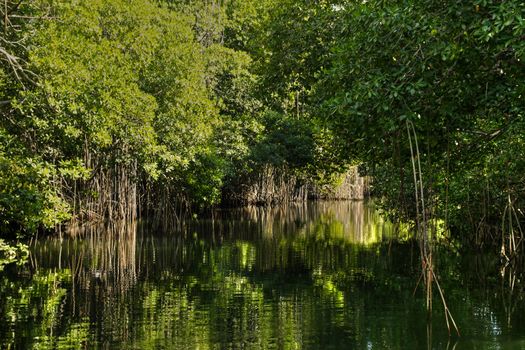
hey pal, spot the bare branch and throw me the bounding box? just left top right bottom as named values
left=4, top=0, right=7, bottom=34
left=0, top=45, right=36, bottom=86
left=0, top=45, right=23, bottom=76
left=8, top=15, right=56, bottom=20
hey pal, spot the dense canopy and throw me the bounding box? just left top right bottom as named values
left=1, top=0, right=524, bottom=259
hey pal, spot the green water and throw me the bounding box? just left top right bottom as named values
left=1, top=201, right=524, bottom=349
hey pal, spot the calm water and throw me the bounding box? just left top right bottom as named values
left=1, top=201, right=525, bottom=349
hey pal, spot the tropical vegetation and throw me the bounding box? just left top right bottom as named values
left=1, top=0, right=524, bottom=262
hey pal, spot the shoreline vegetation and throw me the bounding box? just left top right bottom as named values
left=1, top=0, right=524, bottom=281
left=0, top=0, right=371, bottom=242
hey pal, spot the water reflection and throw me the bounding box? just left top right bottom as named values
left=198, top=201, right=395, bottom=244
left=1, top=201, right=525, bottom=349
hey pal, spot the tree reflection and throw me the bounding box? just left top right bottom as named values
left=1, top=202, right=524, bottom=349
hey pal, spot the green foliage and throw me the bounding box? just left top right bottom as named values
left=253, top=0, right=345, bottom=113
left=0, top=130, right=70, bottom=236
left=251, top=111, right=315, bottom=170
left=0, top=240, right=29, bottom=271
left=315, top=0, right=525, bottom=238
left=6, top=0, right=521, bottom=245
left=20, top=0, right=160, bottom=158
left=1, top=0, right=269, bottom=230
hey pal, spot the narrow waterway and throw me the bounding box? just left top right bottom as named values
left=1, top=201, right=524, bottom=349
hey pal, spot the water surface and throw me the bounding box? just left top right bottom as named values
left=1, top=201, right=524, bottom=349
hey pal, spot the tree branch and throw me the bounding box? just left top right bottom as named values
left=8, top=15, right=56, bottom=20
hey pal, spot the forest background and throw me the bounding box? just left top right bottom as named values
left=1, top=0, right=524, bottom=263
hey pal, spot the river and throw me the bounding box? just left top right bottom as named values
left=1, top=201, right=524, bottom=349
